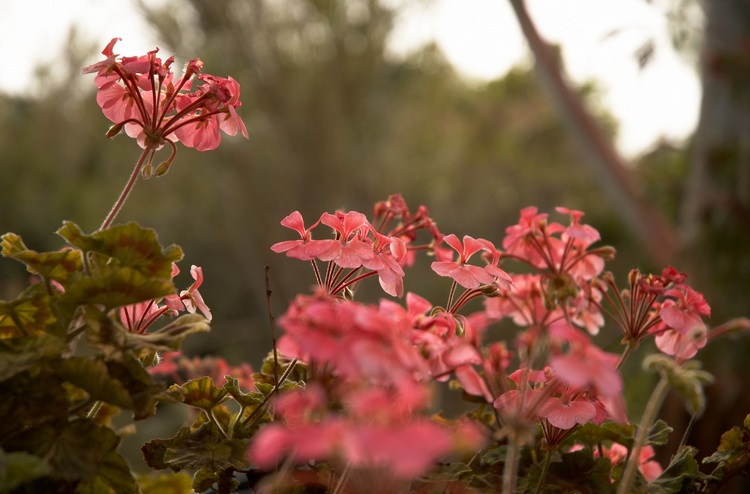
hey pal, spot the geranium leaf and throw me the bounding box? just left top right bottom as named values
left=0, top=448, right=51, bottom=490
left=0, top=284, right=57, bottom=338
left=647, top=419, right=673, bottom=447
left=136, top=314, right=211, bottom=352
left=57, top=221, right=182, bottom=279
left=651, top=446, right=705, bottom=492
left=55, top=357, right=133, bottom=409
left=1, top=233, right=82, bottom=285
left=61, top=266, right=175, bottom=311
left=84, top=310, right=208, bottom=362
left=168, top=377, right=229, bottom=411
left=567, top=421, right=636, bottom=449
left=105, top=356, right=164, bottom=420
left=223, top=376, right=262, bottom=408
left=137, top=471, right=194, bottom=494
left=0, top=333, right=67, bottom=380
left=8, top=420, right=138, bottom=491
left=142, top=422, right=248, bottom=472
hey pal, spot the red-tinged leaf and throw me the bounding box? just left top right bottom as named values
left=57, top=221, right=182, bottom=279
left=0, top=284, right=57, bottom=338
left=1, top=232, right=82, bottom=284
left=168, top=377, right=228, bottom=411
left=142, top=422, right=248, bottom=473
left=61, top=265, right=175, bottom=311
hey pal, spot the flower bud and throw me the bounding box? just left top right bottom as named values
left=105, top=122, right=124, bottom=138
left=154, top=159, right=173, bottom=177
left=141, top=163, right=153, bottom=179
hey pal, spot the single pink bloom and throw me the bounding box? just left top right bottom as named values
left=431, top=234, right=495, bottom=288
left=180, top=265, right=212, bottom=321
left=538, top=395, right=597, bottom=430
left=80, top=37, right=121, bottom=74
left=659, top=285, right=711, bottom=333
left=316, top=211, right=374, bottom=268
left=601, top=443, right=663, bottom=482
left=455, top=365, right=493, bottom=403
left=502, top=206, right=549, bottom=267
left=655, top=325, right=707, bottom=360
left=555, top=206, right=601, bottom=245
left=270, top=211, right=336, bottom=260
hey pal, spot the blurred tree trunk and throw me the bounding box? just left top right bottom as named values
left=507, top=0, right=678, bottom=267
left=681, top=0, right=750, bottom=321
left=669, top=2, right=750, bottom=490
left=511, top=0, right=750, bottom=489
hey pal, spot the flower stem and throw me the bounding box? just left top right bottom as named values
left=534, top=447, right=553, bottom=494
left=503, top=429, right=520, bottom=494
left=100, top=146, right=152, bottom=230
left=616, top=375, right=669, bottom=494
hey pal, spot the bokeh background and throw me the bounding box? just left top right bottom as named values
left=1, top=0, right=749, bottom=490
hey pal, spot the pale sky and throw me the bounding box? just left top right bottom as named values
left=0, top=0, right=701, bottom=158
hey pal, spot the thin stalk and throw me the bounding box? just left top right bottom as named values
left=502, top=429, right=521, bottom=494
left=100, top=146, right=152, bottom=230
left=534, top=448, right=553, bottom=494
left=86, top=400, right=104, bottom=420
left=332, top=463, right=352, bottom=494
left=616, top=376, right=670, bottom=494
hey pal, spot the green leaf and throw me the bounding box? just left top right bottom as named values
left=651, top=446, right=704, bottom=493
left=84, top=310, right=208, bottom=362
left=644, top=356, right=714, bottom=417
left=142, top=422, right=248, bottom=473
left=132, top=314, right=210, bottom=352
left=105, top=356, right=164, bottom=420
left=567, top=421, right=636, bottom=449
left=61, top=265, right=176, bottom=311
left=137, top=471, right=194, bottom=494
left=0, top=448, right=51, bottom=491
left=41, top=419, right=138, bottom=493
left=0, top=332, right=67, bottom=381
left=169, top=377, right=229, bottom=411
left=1, top=232, right=82, bottom=285
left=0, top=284, right=57, bottom=338
left=647, top=419, right=673, bottom=447
left=55, top=357, right=133, bottom=409
left=0, top=372, right=70, bottom=443
left=57, top=221, right=182, bottom=280
left=223, top=376, right=262, bottom=408
left=192, top=467, right=220, bottom=493
left=703, top=421, right=750, bottom=486
left=549, top=451, right=615, bottom=494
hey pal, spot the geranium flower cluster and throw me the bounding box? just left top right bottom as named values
left=82, top=38, right=248, bottom=169
left=257, top=197, right=719, bottom=488
left=249, top=291, right=486, bottom=480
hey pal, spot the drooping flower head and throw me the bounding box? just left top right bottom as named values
left=82, top=38, right=248, bottom=168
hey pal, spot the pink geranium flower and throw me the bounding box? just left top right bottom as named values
left=270, top=211, right=336, bottom=261
left=315, top=211, right=374, bottom=269
left=659, top=285, right=711, bottom=333
left=82, top=38, right=248, bottom=158
left=431, top=234, right=495, bottom=289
